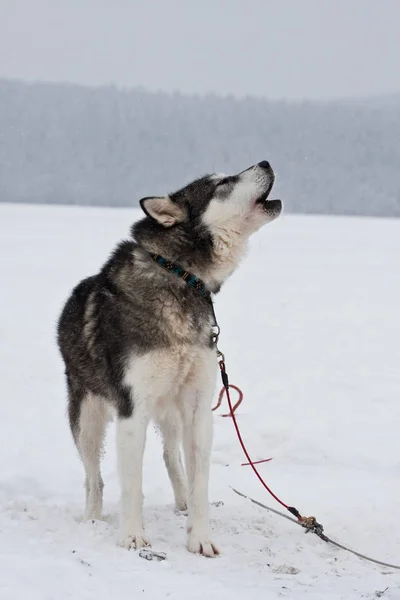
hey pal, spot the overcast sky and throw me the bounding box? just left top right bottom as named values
left=1, top=0, right=399, bottom=100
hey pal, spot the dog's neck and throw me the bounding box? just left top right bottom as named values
left=200, top=226, right=248, bottom=292
left=133, top=220, right=248, bottom=294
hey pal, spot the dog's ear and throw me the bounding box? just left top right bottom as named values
left=140, top=196, right=185, bottom=227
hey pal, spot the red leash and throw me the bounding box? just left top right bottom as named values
left=212, top=384, right=243, bottom=416
left=208, top=300, right=321, bottom=531
left=217, top=358, right=307, bottom=523
left=212, top=377, right=272, bottom=466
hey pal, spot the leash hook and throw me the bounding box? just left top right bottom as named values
left=301, top=516, right=327, bottom=540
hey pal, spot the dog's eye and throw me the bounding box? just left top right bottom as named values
left=216, top=178, right=230, bottom=188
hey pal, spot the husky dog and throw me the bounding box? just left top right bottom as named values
left=57, top=160, right=281, bottom=557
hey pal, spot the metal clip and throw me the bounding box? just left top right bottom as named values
left=211, top=323, right=220, bottom=348
left=217, top=349, right=225, bottom=363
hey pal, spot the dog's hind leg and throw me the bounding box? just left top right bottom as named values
left=158, top=409, right=188, bottom=512
left=69, top=390, right=109, bottom=521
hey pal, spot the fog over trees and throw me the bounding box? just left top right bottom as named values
left=1, top=78, right=399, bottom=217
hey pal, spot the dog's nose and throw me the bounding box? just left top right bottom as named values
left=258, top=160, right=271, bottom=170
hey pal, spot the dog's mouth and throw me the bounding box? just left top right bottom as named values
left=254, top=181, right=282, bottom=215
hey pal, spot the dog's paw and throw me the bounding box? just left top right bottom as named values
left=82, top=510, right=102, bottom=523
left=173, top=486, right=188, bottom=513
left=120, top=533, right=151, bottom=551
left=174, top=498, right=188, bottom=513
left=187, top=531, right=220, bottom=558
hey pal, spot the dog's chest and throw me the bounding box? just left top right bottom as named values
left=153, top=294, right=211, bottom=346
left=123, top=343, right=216, bottom=408
left=122, top=279, right=216, bottom=405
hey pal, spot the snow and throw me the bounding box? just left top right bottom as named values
left=1, top=203, right=399, bottom=599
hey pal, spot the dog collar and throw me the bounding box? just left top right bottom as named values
left=148, top=252, right=212, bottom=301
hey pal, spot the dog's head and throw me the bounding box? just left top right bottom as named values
left=140, top=161, right=281, bottom=236
left=135, top=161, right=282, bottom=289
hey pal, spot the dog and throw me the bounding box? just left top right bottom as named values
left=57, top=160, right=282, bottom=557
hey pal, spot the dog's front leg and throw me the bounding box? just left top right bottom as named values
left=181, top=351, right=219, bottom=557
left=116, top=400, right=150, bottom=550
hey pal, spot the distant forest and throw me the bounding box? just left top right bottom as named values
left=1, top=78, right=399, bottom=216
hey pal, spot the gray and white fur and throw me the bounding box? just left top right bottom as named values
left=57, top=160, right=282, bottom=557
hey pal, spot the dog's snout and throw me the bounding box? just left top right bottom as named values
left=258, top=160, right=271, bottom=170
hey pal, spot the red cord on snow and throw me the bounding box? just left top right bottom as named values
left=241, top=458, right=273, bottom=467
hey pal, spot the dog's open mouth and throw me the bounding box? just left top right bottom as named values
left=254, top=182, right=282, bottom=214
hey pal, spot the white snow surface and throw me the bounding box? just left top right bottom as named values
left=1, top=203, right=399, bottom=599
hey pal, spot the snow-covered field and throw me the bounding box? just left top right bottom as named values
left=1, top=203, right=399, bottom=599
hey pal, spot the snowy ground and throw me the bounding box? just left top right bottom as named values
left=1, top=203, right=400, bottom=599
